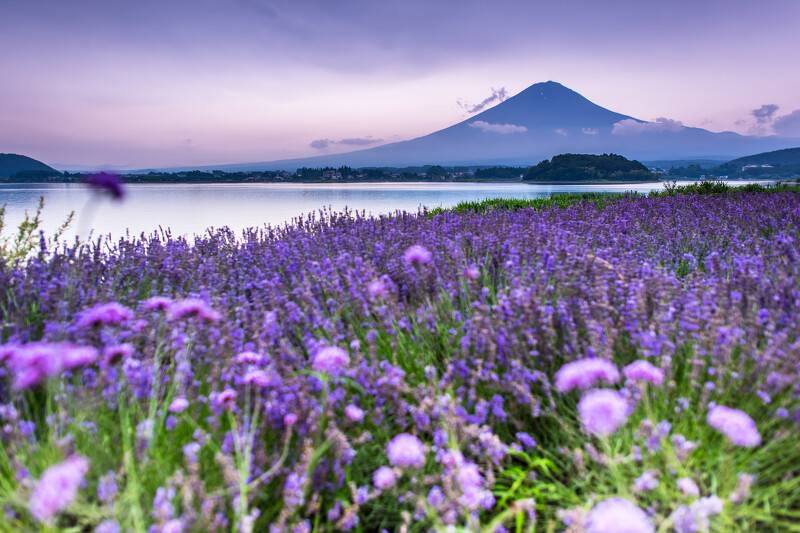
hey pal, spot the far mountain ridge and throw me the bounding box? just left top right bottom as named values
left=151, top=81, right=799, bottom=172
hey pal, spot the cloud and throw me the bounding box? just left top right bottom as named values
left=773, top=110, right=800, bottom=136
left=458, top=87, right=508, bottom=114
left=582, top=127, right=599, bottom=135
left=751, top=104, right=779, bottom=124
left=612, top=117, right=684, bottom=135
left=554, top=128, right=568, bottom=137
left=469, top=120, right=527, bottom=134
left=310, top=137, right=383, bottom=150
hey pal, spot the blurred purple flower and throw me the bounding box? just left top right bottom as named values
left=623, top=360, right=664, bottom=386
left=141, top=296, right=173, bottom=312
left=586, top=497, right=653, bottom=533
left=707, top=405, right=761, bottom=447
left=311, top=346, right=350, bottom=376
left=372, top=466, right=396, bottom=490
left=403, top=244, right=432, bottom=266
left=85, top=172, right=125, bottom=200
left=387, top=433, right=426, bottom=468
left=578, top=389, right=630, bottom=436
left=168, top=397, right=189, bottom=414
left=76, top=302, right=133, bottom=329
left=555, top=358, right=620, bottom=393
left=344, top=404, right=365, bottom=422
left=29, top=456, right=89, bottom=523
left=167, top=298, right=221, bottom=322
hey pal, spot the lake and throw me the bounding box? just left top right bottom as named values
left=0, top=181, right=772, bottom=240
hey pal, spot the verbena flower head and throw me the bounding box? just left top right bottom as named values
left=578, top=389, right=630, bottom=436
left=29, top=456, right=89, bottom=523
left=61, top=345, right=99, bottom=370
left=386, top=433, right=426, bottom=468
left=8, top=343, right=70, bottom=389
left=77, top=302, right=133, bottom=329
left=670, top=496, right=724, bottom=533
left=344, top=404, right=365, bottom=422
left=463, top=264, right=481, bottom=280
left=85, top=172, right=125, bottom=200
left=366, top=278, right=390, bottom=300
left=167, top=298, right=221, bottom=322
left=707, top=405, right=761, bottom=447
left=103, top=343, right=134, bottom=366
left=141, top=296, right=173, bottom=312
left=586, top=497, right=654, bottom=533
left=403, top=244, right=432, bottom=266
left=623, top=360, right=664, bottom=386
left=215, top=389, right=237, bottom=410
left=311, top=346, right=350, bottom=375
left=555, top=358, right=620, bottom=393
left=372, top=466, right=396, bottom=490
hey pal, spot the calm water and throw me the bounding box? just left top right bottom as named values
left=0, top=181, right=771, bottom=240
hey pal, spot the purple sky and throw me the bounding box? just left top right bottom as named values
left=2, top=0, right=800, bottom=168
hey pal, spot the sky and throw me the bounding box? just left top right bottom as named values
left=2, top=0, right=800, bottom=169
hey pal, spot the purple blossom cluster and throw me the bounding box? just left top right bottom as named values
left=0, top=192, right=798, bottom=530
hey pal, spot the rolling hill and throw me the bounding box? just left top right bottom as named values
left=0, top=153, right=59, bottom=179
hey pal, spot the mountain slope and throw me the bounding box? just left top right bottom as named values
left=0, top=153, right=59, bottom=178
left=722, top=147, right=800, bottom=167
left=151, top=82, right=800, bottom=171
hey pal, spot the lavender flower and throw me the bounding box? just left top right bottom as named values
left=29, top=456, right=89, bottom=523
left=386, top=433, right=426, bottom=468
left=166, top=298, right=221, bottom=322
left=707, top=405, right=761, bottom=447
left=84, top=172, right=125, bottom=200
left=76, top=302, right=133, bottom=329
left=555, top=358, right=620, bottom=393
left=372, top=466, right=396, bottom=490
left=141, top=296, right=173, bottom=312
left=344, top=404, right=365, bottom=422
left=623, top=360, right=664, bottom=386
left=403, top=244, right=432, bottom=265
left=168, top=397, right=189, bottom=414
left=578, top=389, right=630, bottom=436
left=586, top=497, right=654, bottom=533
left=311, top=346, right=350, bottom=375
left=677, top=477, right=700, bottom=497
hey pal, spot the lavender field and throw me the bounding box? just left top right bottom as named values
left=1, top=188, right=799, bottom=532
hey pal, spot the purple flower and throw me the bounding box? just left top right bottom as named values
left=77, top=302, right=133, bottom=329
left=95, top=520, right=121, bottom=533
left=235, top=351, right=262, bottom=365
left=578, top=389, right=630, bottom=436
left=463, top=264, right=481, bottom=280
left=367, top=278, right=390, bottom=300
left=386, top=433, right=426, bottom=468
left=707, top=405, right=761, bottom=447
left=103, top=343, right=134, bottom=366
left=97, top=470, right=117, bottom=504
left=311, top=346, right=350, bottom=375
left=633, top=470, right=659, bottom=493
left=166, top=298, right=221, bottom=322
left=586, top=497, right=654, bottom=533
left=214, top=389, right=237, bottom=410
left=372, top=466, right=396, bottom=490
left=141, top=296, right=173, bottom=312
left=344, top=404, right=365, bottom=422
left=283, top=413, right=298, bottom=427
left=61, top=346, right=99, bottom=370
left=29, top=456, right=89, bottom=523
left=8, top=343, right=65, bottom=390
left=168, top=397, right=189, bottom=414
left=670, top=496, right=723, bottom=533
left=85, top=172, right=125, bottom=200
left=677, top=477, right=700, bottom=497
left=623, top=360, right=664, bottom=386
left=555, top=358, right=620, bottom=393
left=403, top=244, right=432, bottom=266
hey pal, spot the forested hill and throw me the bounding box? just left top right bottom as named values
left=523, top=153, right=654, bottom=182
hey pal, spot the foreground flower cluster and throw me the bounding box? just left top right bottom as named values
left=0, top=192, right=799, bottom=531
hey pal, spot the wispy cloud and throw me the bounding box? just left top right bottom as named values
left=469, top=120, right=527, bottom=134
left=310, top=137, right=383, bottom=150
left=458, top=87, right=508, bottom=114
left=612, top=117, right=684, bottom=135
left=582, top=127, right=599, bottom=135
left=751, top=104, right=779, bottom=124
left=773, top=110, right=800, bottom=136
left=554, top=128, right=568, bottom=137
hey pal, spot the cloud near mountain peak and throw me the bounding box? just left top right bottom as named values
left=612, top=117, right=684, bottom=135
left=469, top=120, right=527, bottom=134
